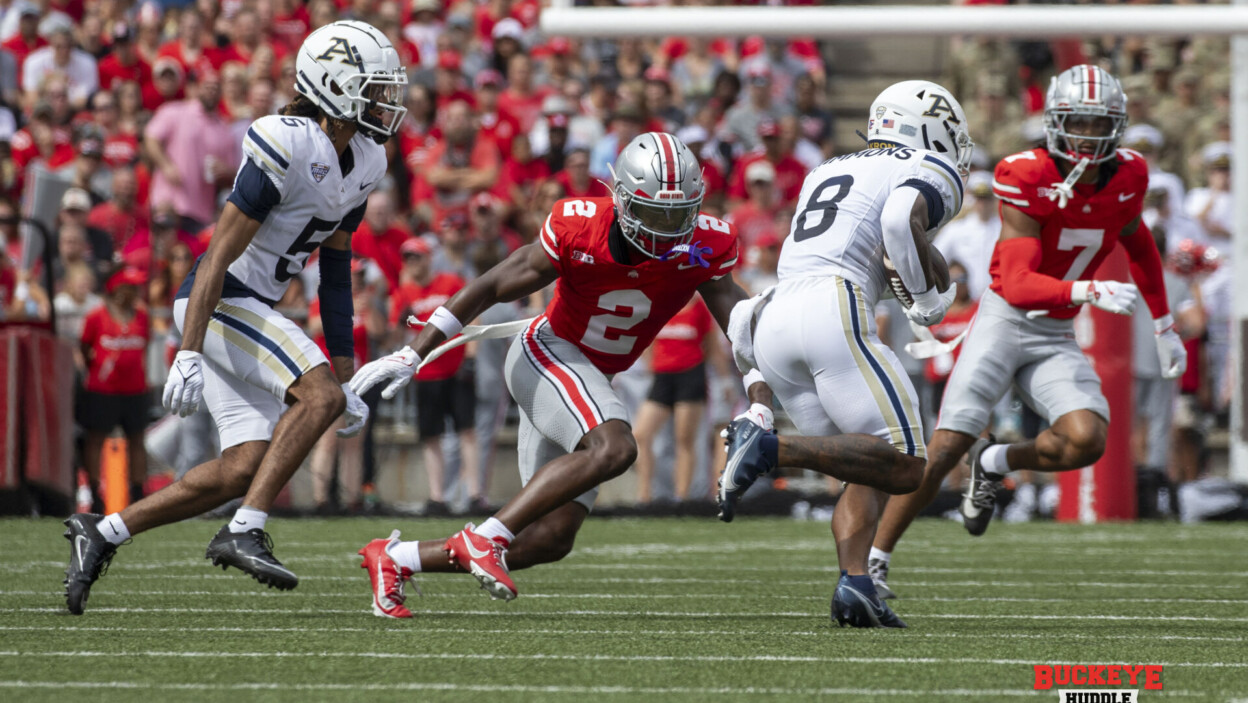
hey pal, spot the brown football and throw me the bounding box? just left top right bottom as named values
left=884, top=248, right=950, bottom=308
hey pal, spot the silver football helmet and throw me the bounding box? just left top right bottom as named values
left=610, top=132, right=705, bottom=259
left=296, top=20, right=408, bottom=144
left=1044, top=65, right=1127, bottom=165
left=867, top=80, right=974, bottom=177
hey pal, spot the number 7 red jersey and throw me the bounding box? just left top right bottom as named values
left=987, top=147, right=1149, bottom=319
left=539, top=196, right=739, bottom=374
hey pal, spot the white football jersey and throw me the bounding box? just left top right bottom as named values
left=227, top=115, right=386, bottom=302
left=777, top=146, right=964, bottom=304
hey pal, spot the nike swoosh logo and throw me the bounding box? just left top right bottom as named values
left=75, top=535, right=87, bottom=567
left=360, top=182, right=374, bottom=191
left=463, top=534, right=493, bottom=560
left=233, top=520, right=247, bottom=526
left=677, top=263, right=699, bottom=270
left=1118, top=193, right=1136, bottom=202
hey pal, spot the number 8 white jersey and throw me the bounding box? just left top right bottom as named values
left=777, top=146, right=964, bottom=305
left=219, top=115, right=386, bottom=304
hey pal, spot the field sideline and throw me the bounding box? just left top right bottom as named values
left=2, top=517, right=1246, bottom=702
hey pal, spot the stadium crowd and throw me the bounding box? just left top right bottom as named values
left=0, top=0, right=1234, bottom=519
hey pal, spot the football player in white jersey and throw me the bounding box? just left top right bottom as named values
left=718, top=81, right=971, bottom=628
left=62, top=20, right=407, bottom=614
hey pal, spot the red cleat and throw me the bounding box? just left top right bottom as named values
left=444, top=523, right=517, bottom=601
left=359, top=529, right=414, bottom=619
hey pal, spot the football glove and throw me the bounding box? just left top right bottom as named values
left=1072, top=280, right=1139, bottom=316
left=734, top=403, right=775, bottom=432
left=162, top=350, right=204, bottom=417
left=1155, top=314, right=1188, bottom=380
left=349, top=346, right=420, bottom=399
left=337, top=383, right=369, bottom=438
left=905, top=285, right=956, bottom=327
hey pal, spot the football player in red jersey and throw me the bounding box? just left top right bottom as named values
left=868, top=66, right=1187, bottom=598
left=351, top=132, right=770, bottom=616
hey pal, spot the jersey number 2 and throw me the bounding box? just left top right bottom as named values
left=276, top=216, right=341, bottom=283
left=1057, top=228, right=1104, bottom=281
left=581, top=289, right=651, bottom=355
left=794, top=175, right=854, bottom=242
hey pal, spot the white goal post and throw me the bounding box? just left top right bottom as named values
left=541, top=3, right=1248, bottom=482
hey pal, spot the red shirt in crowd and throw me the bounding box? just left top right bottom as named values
left=553, top=170, right=611, bottom=200
left=389, top=273, right=467, bottom=381
left=352, top=221, right=412, bottom=291
left=308, top=297, right=368, bottom=373
left=728, top=151, right=806, bottom=205
left=1, top=35, right=45, bottom=73
left=497, top=88, right=549, bottom=134
left=101, top=132, right=140, bottom=168
left=97, top=53, right=151, bottom=92
left=81, top=304, right=150, bottom=395
left=87, top=201, right=149, bottom=251
left=411, top=136, right=502, bottom=225
left=270, top=6, right=310, bottom=53
left=478, top=109, right=521, bottom=159
left=650, top=296, right=713, bottom=374
left=727, top=201, right=779, bottom=251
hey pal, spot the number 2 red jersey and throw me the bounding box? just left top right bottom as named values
left=539, top=197, right=739, bottom=374
left=987, top=147, right=1149, bottom=319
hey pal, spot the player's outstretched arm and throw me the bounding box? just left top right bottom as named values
left=1119, top=216, right=1187, bottom=378
left=162, top=203, right=262, bottom=417
left=699, top=273, right=773, bottom=414
left=351, top=243, right=558, bottom=399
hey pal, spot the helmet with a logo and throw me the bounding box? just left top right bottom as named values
left=295, top=20, right=408, bottom=144
left=867, top=80, right=974, bottom=177
left=610, top=132, right=705, bottom=259
left=1044, top=65, right=1127, bottom=165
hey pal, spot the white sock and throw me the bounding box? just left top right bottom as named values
left=97, top=514, right=130, bottom=546
left=979, top=444, right=1011, bottom=478
left=228, top=506, right=268, bottom=533
left=473, top=517, right=515, bottom=546
left=388, top=540, right=423, bottom=573
left=868, top=547, right=891, bottom=564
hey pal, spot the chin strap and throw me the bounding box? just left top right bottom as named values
left=1047, top=157, right=1091, bottom=209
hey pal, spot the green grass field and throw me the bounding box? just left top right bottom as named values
left=2, top=517, right=1246, bottom=702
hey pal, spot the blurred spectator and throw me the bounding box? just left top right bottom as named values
left=58, top=187, right=113, bottom=284
left=398, top=83, right=438, bottom=184
left=413, top=99, right=501, bottom=228
left=353, top=190, right=412, bottom=292
left=724, top=64, right=790, bottom=153
left=97, top=23, right=150, bottom=95
left=499, top=54, right=549, bottom=134
left=555, top=147, right=610, bottom=201
left=589, top=104, right=645, bottom=180
left=2, top=4, right=45, bottom=76
left=431, top=212, right=477, bottom=281
left=403, top=0, right=443, bottom=70
left=643, top=66, right=686, bottom=133
left=1122, top=125, right=1185, bottom=217
left=528, top=93, right=574, bottom=160
left=1185, top=143, right=1232, bottom=246
left=87, top=90, right=140, bottom=169
left=488, top=17, right=527, bottom=78
left=23, top=15, right=98, bottom=111
left=62, top=128, right=108, bottom=200
left=726, top=160, right=780, bottom=251
left=156, top=10, right=210, bottom=76
left=79, top=266, right=149, bottom=509
left=432, top=49, right=473, bottom=113
left=1143, top=185, right=1204, bottom=256
left=676, top=124, right=725, bottom=214
left=739, top=232, right=780, bottom=295
left=474, top=69, right=521, bottom=157
left=933, top=172, right=998, bottom=300
left=144, top=66, right=237, bottom=232
left=968, top=73, right=1026, bottom=165
left=1153, top=68, right=1201, bottom=180
left=670, top=37, right=726, bottom=112
left=793, top=73, right=835, bottom=160
left=728, top=119, right=804, bottom=208
left=53, top=262, right=99, bottom=342
left=499, top=132, right=550, bottom=210
left=390, top=236, right=476, bottom=516
left=468, top=191, right=522, bottom=259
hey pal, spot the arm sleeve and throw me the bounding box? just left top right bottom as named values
left=225, top=160, right=283, bottom=222
left=880, top=185, right=930, bottom=293
left=317, top=247, right=355, bottom=360
left=995, top=236, right=1076, bottom=309
left=1121, top=220, right=1170, bottom=319
left=339, top=200, right=368, bottom=234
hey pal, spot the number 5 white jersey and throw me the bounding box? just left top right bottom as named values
left=225, top=115, right=386, bottom=303
left=777, top=146, right=964, bottom=305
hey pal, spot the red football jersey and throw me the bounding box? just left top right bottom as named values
left=539, top=197, right=739, bottom=375
left=390, top=273, right=466, bottom=381
left=650, top=296, right=713, bottom=374
left=81, top=304, right=150, bottom=395
left=988, top=148, right=1149, bottom=320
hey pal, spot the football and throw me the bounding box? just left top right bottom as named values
left=884, top=248, right=951, bottom=308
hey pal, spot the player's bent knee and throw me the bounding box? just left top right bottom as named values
left=1055, top=413, right=1108, bottom=467
left=887, top=455, right=925, bottom=495
left=586, top=427, right=638, bottom=480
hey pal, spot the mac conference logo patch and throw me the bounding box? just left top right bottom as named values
left=311, top=162, right=331, bottom=183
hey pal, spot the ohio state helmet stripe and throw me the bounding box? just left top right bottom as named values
left=1085, top=65, right=1097, bottom=103
left=654, top=132, right=677, bottom=185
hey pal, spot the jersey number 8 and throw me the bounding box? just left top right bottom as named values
left=794, top=175, right=855, bottom=242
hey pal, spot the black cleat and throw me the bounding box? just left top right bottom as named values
left=832, top=571, right=907, bottom=628
left=717, top=419, right=776, bottom=523
left=205, top=525, right=298, bottom=590
left=63, top=513, right=118, bottom=615
left=960, top=437, right=1002, bottom=537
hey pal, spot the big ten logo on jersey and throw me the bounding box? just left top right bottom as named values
left=563, top=200, right=597, bottom=218
left=317, top=37, right=363, bottom=67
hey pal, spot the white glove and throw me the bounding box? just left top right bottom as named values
left=905, top=285, right=956, bottom=327
left=1072, top=280, right=1138, bottom=316
left=735, top=403, right=774, bottom=431
left=337, top=383, right=369, bottom=438
left=162, top=350, right=205, bottom=417
left=349, top=346, right=420, bottom=399
left=1154, top=314, right=1188, bottom=380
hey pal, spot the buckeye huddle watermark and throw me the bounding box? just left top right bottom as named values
left=1034, top=665, right=1164, bottom=701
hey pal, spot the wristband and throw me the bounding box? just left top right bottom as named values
left=1070, top=281, right=1092, bottom=305
left=742, top=368, right=765, bottom=393
left=1154, top=313, right=1175, bottom=335
left=428, top=306, right=463, bottom=338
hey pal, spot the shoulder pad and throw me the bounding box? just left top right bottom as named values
left=243, top=115, right=302, bottom=184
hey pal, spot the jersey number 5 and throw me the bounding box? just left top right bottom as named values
left=1057, top=228, right=1104, bottom=281
left=276, top=216, right=341, bottom=283
left=794, top=175, right=854, bottom=242
left=581, top=289, right=651, bottom=355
